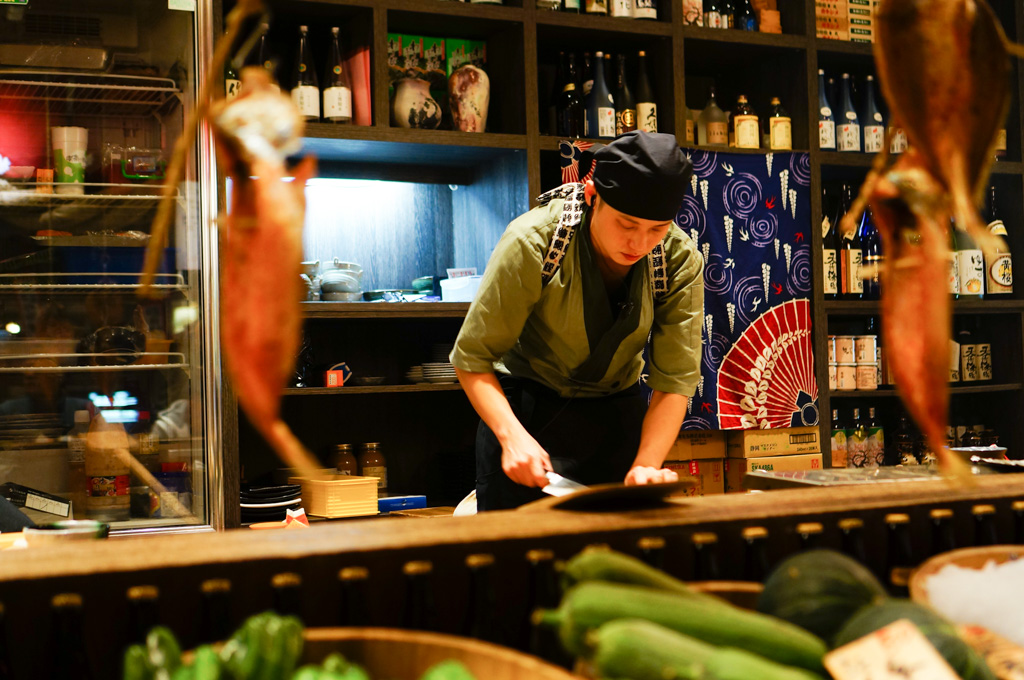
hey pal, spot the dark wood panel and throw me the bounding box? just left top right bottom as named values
left=829, top=383, right=1024, bottom=398
left=681, top=26, right=808, bottom=46
left=284, top=384, right=463, bottom=395
left=535, top=10, right=674, bottom=34
left=301, top=302, right=470, bottom=318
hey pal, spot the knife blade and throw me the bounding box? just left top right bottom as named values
left=542, top=471, right=588, bottom=497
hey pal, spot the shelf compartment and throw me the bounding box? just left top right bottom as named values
left=302, top=301, right=469, bottom=318
left=829, top=382, right=1023, bottom=398
left=0, top=70, right=180, bottom=117
left=284, top=383, right=462, bottom=395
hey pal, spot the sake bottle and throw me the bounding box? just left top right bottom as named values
left=291, top=25, right=320, bottom=121
left=985, top=185, right=1013, bottom=294
left=860, top=206, right=882, bottom=300
left=586, top=51, right=615, bottom=139
left=556, top=53, right=585, bottom=138
left=704, top=0, right=725, bottom=28
left=766, top=97, right=791, bottom=151
left=838, top=73, right=861, bottom=152
left=839, top=185, right=864, bottom=299
left=821, top=185, right=842, bottom=299
left=862, top=75, right=885, bottom=153
left=818, top=69, right=836, bottom=151
left=734, top=0, right=757, bottom=30
left=613, top=53, right=637, bottom=135
left=632, top=0, right=657, bottom=19
left=323, top=27, right=353, bottom=124
left=635, top=51, right=658, bottom=132
left=697, top=87, right=728, bottom=147
left=732, top=94, right=759, bottom=149
left=956, top=222, right=985, bottom=298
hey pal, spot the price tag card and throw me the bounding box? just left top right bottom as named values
left=824, top=619, right=961, bottom=680
left=958, top=625, right=1024, bottom=680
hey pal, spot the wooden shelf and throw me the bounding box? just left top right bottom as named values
left=819, top=152, right=876, bottom=167
left=829, top=383, right=1023, bottom=398
left=386, top=0, right=525, bottom=22
left=284, top=384, right=463, bottom=395
left=681, top=27, right=808, bottom=49
left=825, top=299, right=1024, bottom=314
left=301, top=302, right=470, bottom=318
left=813, top=38, right=874, bottom=56
left=535, top=10, right=673, bottom=35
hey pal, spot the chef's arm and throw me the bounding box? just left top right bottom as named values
left=625, top=389, right=688, bottom=485
left=454, top=368, right=552, bottom=488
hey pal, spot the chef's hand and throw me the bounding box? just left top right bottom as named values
left=501, top=430, right=552, bottom=488
left=625, top=466, right=679, bottom=486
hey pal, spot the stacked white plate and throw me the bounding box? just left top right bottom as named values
left=405, top=365, right=426, bottom=383
left=422, top=362, right=456, bottom=384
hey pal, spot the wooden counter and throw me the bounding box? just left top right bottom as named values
left=3, top=475, right=1023, bottom=676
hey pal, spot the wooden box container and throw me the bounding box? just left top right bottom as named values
left=289, top=474, right=379, bottom=518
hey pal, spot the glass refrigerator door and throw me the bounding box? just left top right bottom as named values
left=0, top=0, right=222, bottom=531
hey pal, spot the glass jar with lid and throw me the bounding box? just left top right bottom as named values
left=334, top=444, right=358, bottom=476
left=359, top=443, right=388, bottom=493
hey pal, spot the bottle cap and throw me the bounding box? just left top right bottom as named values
left=466, top=553, right=495, bottom=569
left=525, top=549, right=555, bottom=563
left=691, top=532, right=718, bottom=546
left=885, top=513, right=910, bottom=524
left=300, top=25, right=309, bottom=31
left=972, top=504, right=996, bottom=516
left=201, top=579, right=231, bottom=594
left=637, top=536, right=666, bottom=550
left=797, top=522, right=823, bottom=536
left=271, top=572, right=301, bottom=588
left=638, top=50, right=646, bottom=56
left=52, top=593, right=82, bottom=608
left=929, top=508, right=953, bottom=520
left=403, top=560, right=433, bottom=576
left=741, top=526, right=768, bottom=540
left=127, top=585, right=159, bottom=601
left=339, top=566, right=369, bottom=581
left=838, top=518, right=864, bottom=531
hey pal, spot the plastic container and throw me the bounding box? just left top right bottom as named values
left=440, top=275, right=482, bottom=302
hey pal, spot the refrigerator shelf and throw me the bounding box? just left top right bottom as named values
left=0, top=184, right=178, bottom=209
left=0, top=70, right=181, bottom=117
left=0, top=272, right=187, bottom=290
left=0, top=352, right=187, bottom=373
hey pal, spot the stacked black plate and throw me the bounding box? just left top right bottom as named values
left=239, top=485, right=301, bottom=524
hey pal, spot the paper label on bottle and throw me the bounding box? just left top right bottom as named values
left=586, top=0, right=608, bottom=11
left=707, top=121, right=728, bottom=145
left=734, top=115, right=759, bottom=149
left=961, top=343, right=979, bottom=381
left=324, top=86, right=352, bottom=120
left=705, top=10, right=723, bottom=27
left=839, top=123, right=861, bottom=151
left=865, top=427, right=884, bottom=465
left=977, top=342, right=993, bottom=381
left=226, top=78, right=242, bottom=100
left=769, top=117, right=791, bottom=150
left=363, top=466, right=387, bottom=490
left=949, top=251, right=961, bottom=294
left=638, top=103, right=657, bottom=132
left=69, top=438, right=86, bottom=464
left=292, top=85, right=320, bottom=118
left=841, top=248, right=864, bottom=294
left=988, top=254, right=1013, bottom=293
left=597, top=107, right=616, bottom=137
left=583, top=79, right=593, bottom=96
left=823, top=248, right=839, bottom=295
left=819, top=120, right=836, bottom=149
left=565, top=0, right=581, bottom=7
left=996, top=128, right=1007, bottom=152
left=820, top=106, right=832, bottom=117
left=890, top=128, right=908, bottom=153
left=825, top=619, right=963, bottom=680
left=89, top=474, right=130, bottom=497
left=863, top=125, right=884, bottom=153
left=616, top=109, right=637, bottom=136
left=831, top=430, right=848, bottom=467
left=632, top=0, right=657, bottom=18
left=958, top=248, right=985, bottom=295
left=610, top=0, right=631, bottom=16
left=949, top=340, right=961, bottom=382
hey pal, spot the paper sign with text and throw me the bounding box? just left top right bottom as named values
left=824, top=619, right=961, bottom=680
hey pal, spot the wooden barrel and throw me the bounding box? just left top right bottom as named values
left=302, top=628, right=579, bottom=680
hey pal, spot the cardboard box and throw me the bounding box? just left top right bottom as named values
left=725, top=453, right=824, bottom=493
left=665, top=458, right=725, bottom=497
left=668, top=430, right=727, bottom=461
left=726, top=426, right=821, bottom=458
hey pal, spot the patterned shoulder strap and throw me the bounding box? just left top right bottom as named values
left=538, top=183, right=586, bottom=286
left=535, top=182, right=669, bottom=298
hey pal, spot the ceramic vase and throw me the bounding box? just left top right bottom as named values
left=448, top=65, right=490, bottom=133
left=392, top=78, right=442, bottom=129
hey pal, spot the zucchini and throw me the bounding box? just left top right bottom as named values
left=703, top=648, right=825, bottom=680
left=560, top=547, right=715, bottom=601
left=834, top=600, right=996, bottom=680
left=757, top=549, right=888, bottom=646
left=537, top=581, right=827, bottom=672
left=590, top=618, right=715, bottom=680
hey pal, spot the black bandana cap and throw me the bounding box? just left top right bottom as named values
left=591, top=131, right=693, bottom=221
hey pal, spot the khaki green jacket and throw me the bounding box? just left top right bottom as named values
left=451, top=198, right=704, bottom=398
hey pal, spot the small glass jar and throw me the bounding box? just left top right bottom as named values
left=334, top=444, right=358, bottom=476
left=359, top=443, right=388, bottom=493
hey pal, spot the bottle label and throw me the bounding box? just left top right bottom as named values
left=586, top=0, right=608, bottom=12
left=866, top=427, right=885, bottom=466
left=841, top=248, right=864, bottom=294
left=226, top=78, right=241, bottom=100
left=958, top=248, right=985, bottom=295
left=820, top=106, right=832, bottom=117
left=846, top=430, right=868, bottom=467
left=831, top=430, right=848, bottom=468
left=978, top=342, right=993, bottom=381
left=707, top=121, right=728, bottom=145
left=821, top=216, right=831, bottom=239
left=769, top=117, right=792, bottom=150
left=838, top=123, right=861, bottom=151
left=610, top=0, right=631, bottom=16
left=292, top=85, right=320, bottom=118
left=583, top=79, right=593, bottom=96
left=890, top=127, right=908, bottom=153
left=685, top=118, right=694, bottom=144
left=88, top=474, right=129, bottom=497
left=996, top=128, right=1007, bottom=152
left=363, top=466, right=387, bottom=490
left=863, top=125, right=884, bottom=153
left=734, top=115, right=759, bottom=149
left=69, top=438, right=86, bottom=464
left=823, top=248, right=838, bottom=295
left=988, top=254, right=1013, bottom=293
left=324, top=86, right=352, bottom=120
left=616, top=108, right=637, bottom=136
left=638, top=102, right=657, bottom=132
left=961, top=343, right=979, bottom=382
left=565, top=0, right=581, bottom=7
left=632, top=0, right=657, bottom=18
left=949, top=251, right=961, bottom=294
left=705, top=10, right=723, bottom=27
left=819, top=120, right=836, bottom=149
left=598, top=107, right=616, bottom=137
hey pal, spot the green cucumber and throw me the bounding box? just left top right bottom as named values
left=590, top=618, right=714, bottom=680
left=703, top=648, right=825, bottom=680
left=758, top=549, right=889, bottom=646
left=538, top=581, right=826, bottom=672
left=560, top=547, right=716, bottom=601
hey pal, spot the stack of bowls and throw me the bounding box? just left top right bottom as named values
left=240, top=485, right=301, bottom=524
left=422, top=362, right=456, bottom=384
left=405, top=365, right=425, bottom=383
